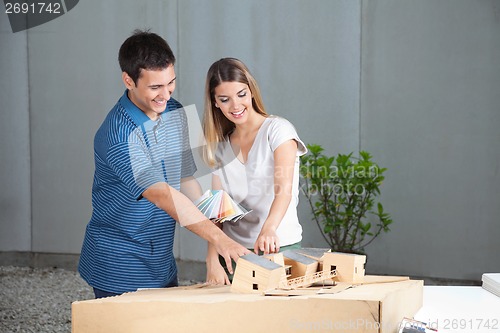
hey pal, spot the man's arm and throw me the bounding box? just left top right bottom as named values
left=142, top=182, right=249, bottom=273
left=205, top=174, right=230, bottom=284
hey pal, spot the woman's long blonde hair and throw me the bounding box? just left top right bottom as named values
left=202, top=58, right=268, bottom=168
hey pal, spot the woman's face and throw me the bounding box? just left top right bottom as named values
left=213, top=81, right=254, bottom=124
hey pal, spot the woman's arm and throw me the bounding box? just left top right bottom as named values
left=180, top=176, right=203, bottom=201
left=253, top=139, right=298, bottom=254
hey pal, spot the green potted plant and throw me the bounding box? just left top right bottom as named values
left=299, top=144, right=392, bottom=254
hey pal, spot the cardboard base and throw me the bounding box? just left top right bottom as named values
left=72, top=279, right=423, bottom=333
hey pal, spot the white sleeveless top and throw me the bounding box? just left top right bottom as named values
left=212, top=116, right=307, bottom=248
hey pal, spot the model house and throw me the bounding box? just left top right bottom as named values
left=231, top=248, right=367, bottom=293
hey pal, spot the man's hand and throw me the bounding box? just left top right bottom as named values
left=212, top=234, right=250, bottom=274
left=186, top=220, right=250, bottom=274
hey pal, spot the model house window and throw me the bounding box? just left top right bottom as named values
left=253, top=284, right=258, bottom=290
left=331, top=265, right=336, bottom=271
left=355, top=267, right=358, bottom=274
left=286, top=267, right=291, bottom=275
left=252, top=270, right=256, bottom=277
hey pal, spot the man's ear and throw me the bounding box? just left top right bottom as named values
left=122, top=72, right=135, bottom=89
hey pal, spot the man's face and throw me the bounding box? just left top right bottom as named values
left=123, top=65, right=176, bottom=120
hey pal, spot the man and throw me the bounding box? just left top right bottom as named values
left=78, top=29, right=249, bottom=298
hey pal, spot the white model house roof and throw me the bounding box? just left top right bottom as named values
left=240, top=253, right=283, bottom=271
left=329, top=252, right=367, bottom=259
left=281, top=250, right=317, bottom=265
left=295, top=248, right=331, bottom=260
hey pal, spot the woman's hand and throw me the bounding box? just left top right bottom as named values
left=206, top=259, right=230, bottom=285
left=253, top=227, right=280, bottom=255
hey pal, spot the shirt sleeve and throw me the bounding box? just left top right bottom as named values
left=268, top=117, right=308, bottom=156
left=212, top=167, right=222, bottom=178
left=107, top=132, right=164, bottom=200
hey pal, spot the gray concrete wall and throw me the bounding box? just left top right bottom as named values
left=0, top=16, right=31, bottom=251
left=360, top=0, right=500, bottom=281
left=0, top=0, right=499, bottom=282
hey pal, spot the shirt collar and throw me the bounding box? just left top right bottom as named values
left=119, top=89, right=153, bottom=126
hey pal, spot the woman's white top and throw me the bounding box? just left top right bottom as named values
left=212, top=116, right=307, bottom=248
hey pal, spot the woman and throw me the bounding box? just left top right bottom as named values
left=202, top=58, right=307, bottom=285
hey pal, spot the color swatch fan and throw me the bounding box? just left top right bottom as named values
left=195, top=190, right=251, bottom=223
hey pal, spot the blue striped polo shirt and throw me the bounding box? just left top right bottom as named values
left=78, top=90, right=196, bottom=294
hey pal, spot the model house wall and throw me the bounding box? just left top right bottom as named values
left=264, top=253, right=292, bottom=278
left=322, top=252, right=366, bottom=284
left=282, top=250, right=319, bottom=280
left=231, top=253, right=286, bottom=294
left=264, top=253, right=285, bottom=267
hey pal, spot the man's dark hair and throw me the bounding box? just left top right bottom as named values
left=118, top=29, right=175, bottom=84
